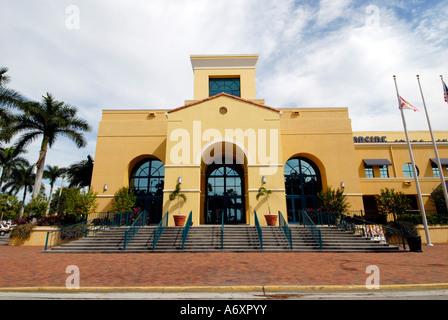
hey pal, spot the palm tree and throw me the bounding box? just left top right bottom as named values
left=2, top=164, right=35, bottom=218
left=0, top=146, right=28, bottom=190
left=66, top=155, right=94, bottom=190
left=0, top=67, right=26, bottom=141
left=12, top=93, right=91, bottom=199
left=43, top=165, right=66, bottom=216
left=169, top=183, right=187, bottom=216
left=256, top=186, right=273, bottom=215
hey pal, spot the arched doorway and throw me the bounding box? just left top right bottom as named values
left=129, top=158, right=165, bottom=224
left=284, top=157, right=322, bottom=223
left=204, top=158, right=245, bottom=224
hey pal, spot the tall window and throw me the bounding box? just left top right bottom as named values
left=379, top=165, right=389, bottom=178
left=284, top=157, right=322, bottom=223
left=209, top=78, right=241, bottom=97
left=364, top=166, right=374, bottom=178
left=204, top=160, right=245, bottom=224
left=129, top=158, right=165, bottom=224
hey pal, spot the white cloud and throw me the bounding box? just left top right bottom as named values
left=1, top=0, right=447, bottom=180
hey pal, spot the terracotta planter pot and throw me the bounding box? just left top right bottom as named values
left=264, top=214, right=277, bottom=226
left=173, top=215, right=186, bottom=226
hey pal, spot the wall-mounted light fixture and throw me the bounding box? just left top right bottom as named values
left=104, top=184, right=108, bottom=191
left=262, top=176, right=267, bottom=184
left=177, top=176, right=182, bottom=185
left=340, top=181, right=345, bottom=189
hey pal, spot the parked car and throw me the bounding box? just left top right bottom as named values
left=0, top=221, right=11, bottom=236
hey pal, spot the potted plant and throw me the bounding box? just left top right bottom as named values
left=256, top=187, right=277, bottom=226
left=169, top=183, right=187, bottom=226
left=400, top=221, right=422, bottom=252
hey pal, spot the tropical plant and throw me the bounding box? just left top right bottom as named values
left=256, top=186, right=273, bottom=215
left=2, top=164, right=35, bottom=218
left=318, top=186, right=350, bottom=214
left=24, top=192, right=48, bottom=219
left=51, top=187, right=98, bottom=220
left=111, top=187, right=136, bottom=213
left=375, top=187, right=411, bottom=222
left=0, top=145, right=28, bottom=190
left=0, top=67, right=26, bottom=141
left=0, top=193, right=20, bottom=222
left=429, top=184, right=448, bottom=216
left=11, top=93, right=91, bottom=199
left=66, top=155, right=94, bottom=189
left=43, top=165, right=66, bottom=215
left=169, top=183, right=187, bottom=215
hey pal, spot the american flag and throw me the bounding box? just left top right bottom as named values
left=443, top=79, right=448, bottom=103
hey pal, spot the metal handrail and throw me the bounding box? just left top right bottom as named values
left=153, top=211, right=169, bottom=250
left=329, top=211, right=406, bottom=251
left=221, top=211, right=224, bottom=250
left=254, top=210, right=263, bottom=250
left=302, top=210, right=323, bottom=250
left=181, top=211, right=193, bottom=250
left=278, top=211, right=293, bottom=250
left=44, top=211, right=133, bottom=251
left=123, top=211, right=146, bottom=250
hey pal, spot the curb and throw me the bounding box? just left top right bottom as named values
left=1, top=283, right=448, bottom=294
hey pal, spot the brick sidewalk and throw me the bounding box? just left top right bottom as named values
left=1, top=244, right=448, bottom=289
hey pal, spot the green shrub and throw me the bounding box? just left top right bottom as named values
left=429, top=186, right=447, bottom=216
left=111, top=187, right=136, bottom=213
left=24, top=193, right=48, bottom=219
left=10, top=223, right=36, bottom=240
left=318, top=186, right=350, bottom=214
left=375, top=188, right=411, bottom=222
left=51, top=187, right=98, bottom=220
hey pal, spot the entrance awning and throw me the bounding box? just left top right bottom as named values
left=363, top=159, right=393, bottom=166
left=430, top=158, right=448, bottom=166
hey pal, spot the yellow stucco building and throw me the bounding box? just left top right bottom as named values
left=90, top=54, right=448, bottom=226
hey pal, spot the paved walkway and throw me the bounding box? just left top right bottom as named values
left=1, top=243, right=448, bottom=291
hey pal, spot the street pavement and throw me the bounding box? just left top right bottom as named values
left=1, top=242, right=448, bottom=301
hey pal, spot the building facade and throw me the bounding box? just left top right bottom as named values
left=90, top=55, right=448, bottom=226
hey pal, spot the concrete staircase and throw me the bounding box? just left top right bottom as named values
left=44, top=224, right=402, bottom=253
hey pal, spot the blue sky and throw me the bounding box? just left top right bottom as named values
left=1, top=0, right=447, bottom=195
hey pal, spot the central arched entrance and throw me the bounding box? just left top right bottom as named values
left=204, top=158, right=246, bottom=224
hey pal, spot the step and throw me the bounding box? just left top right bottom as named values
left=44, top=224, right=404, bottom=253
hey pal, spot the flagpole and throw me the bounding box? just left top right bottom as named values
left=418, top=75, right=448, bottom=215
left=393, top=75, right=432, bottom=246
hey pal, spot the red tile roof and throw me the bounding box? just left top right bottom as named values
left=168, top=92, right=280, bottom=113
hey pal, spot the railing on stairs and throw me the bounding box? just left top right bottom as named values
left=302, top=210, right=323, bottom=250
left=181, top=211, right=193, bottom=250
left=44, top=211, right=133, bottom=251
left=123, top=211, right=147, bottom=251
left=153, top=211, right=169, bottom=250
left=278, top=211, right=293, bottom=250
left=254, top=210, right=263, bottom=250
left=303, top=210, right=407, bottom=251
left=221, top=211, right=224, bottom=250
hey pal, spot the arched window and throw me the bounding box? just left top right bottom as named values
left=402, top=163, right=419, bottom=178
left=284, top=157, right=322, bottom=223
left=130, top=158, right=165, bottom=224
left=209, top=78, right=241, bottom=97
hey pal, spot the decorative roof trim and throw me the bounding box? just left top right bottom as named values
left=168, top=92, right=280, bottom=114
